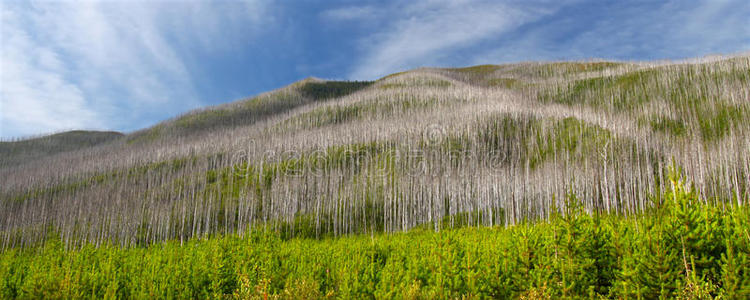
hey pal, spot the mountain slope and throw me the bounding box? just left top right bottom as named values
left=125, top=78, right=373, bottom=144
left=0, top=130, right=124, bottom=167
left=0, top=54, right=748, bottom=249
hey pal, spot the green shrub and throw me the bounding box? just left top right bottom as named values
left=2, top=171, right=748, bottom=299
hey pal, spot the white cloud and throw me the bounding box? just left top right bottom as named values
left=1, top=5, right=101, bottom=137
left=0, top=0, right=270, bottom=138
left=344, top=0, right=749, bottom=80
left=347, top=0, right=563, bottom=79
left=321, top=5, right=381, bottom=22
left=475, top=0, right=750, bottom=63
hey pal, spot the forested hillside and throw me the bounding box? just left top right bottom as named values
left=0, top=54, right=748, bottom=298
left=0, top=130, right=123, bottom=167
left=1, top=174, right=749, bottom=298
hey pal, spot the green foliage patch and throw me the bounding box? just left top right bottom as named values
left=277, top=96, right=451, bottom=130
left=539, top=62, right=623, bottom=77
left=539, top=59, right=750, bottom=143
left=377, top=78, right=451, bottom=89
left=2, top=157, right=192, bottom=205
left=298, top=81, right=373, bottom=100
left=167, top=81, right=373, bottom=134
left=646, top=115, right=688, bottom=137
left=471, top=114, right=616, bottom=170
left=0, top=131, right=124, bottom=166
left=2, top=176, right=748, bottom=299
left=448, top=64, right=503, bottom=76
left=486, top=78, right=527, bottom=89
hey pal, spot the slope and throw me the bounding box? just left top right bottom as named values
left=0, top=130, right=124, bottom=167
left=0, top=54, right=748, bottom=250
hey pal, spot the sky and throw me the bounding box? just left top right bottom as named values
left=1, top=0, right=749, bottom=139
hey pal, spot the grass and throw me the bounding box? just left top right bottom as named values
left=471, top=114, right=616, bottom=170
left=448, top=64, right=503, bottom=76
left=539, top=59, right=750, bottom=143
left=2, top=157, right=192, bottom=205
left=125, top=125, right=163, bottom=144
left=298, top=81, right=373, bottom=100
left=540, top=69, right=659, bottom=110
left=275, top=95, right=453, bottom=130
left=646, top=115, right=688, bottom=137
left=698, top=102, right=747, bottom=143
left=535, top=61, right=623, bottom=77
left=2, top=178, right=748, bottom=299
left=135, top=81, right=374, bottom=135
left=377, top=78, right=451, bottom=89
left=486, top=78, right=525, bottom=89
left=0, top=131, right=123, bottom=166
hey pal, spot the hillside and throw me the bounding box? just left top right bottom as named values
left=0, top=130, right=124, bottom=167
left=1, top=54, right=748, bottom=249
left=3, top=183, right=748, bottom=298
left=1, top=54, right=750, bottom=298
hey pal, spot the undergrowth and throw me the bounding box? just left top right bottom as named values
left=2, top=170, right=748, bottom=299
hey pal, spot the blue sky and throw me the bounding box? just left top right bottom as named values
left=1, top=0, right=749, bottom=139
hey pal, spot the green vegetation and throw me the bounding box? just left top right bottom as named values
left=276, top=95, right=458, bottom=130
left=376, top=70, right=409, bottom=81
left=133, top=81, right=373, bottom=136
left=298, top=81, right=373, bottom=100
left=539, top=60, right=750, bottom=143
left=488, top=61, right=626, bottom=80
left=0, top=130, right=123, bottom=166
left=540, top=69, right=659, bottom=110
left=645, top=115, right=688, bottom=137
left=448, top=64, right=503, bottom=76
left=378, top=78, right=452, bottom=89
left=3, top=157, right=192, bottom=206
left=126, top=125, right=163, bottom=144
left=486, top=78, right=525, bottom=89
left=469, top=114, right=617, bottom=170
left=535, top=62, right=623, bottom=77
left=0, top=130, right=123, bottom=151
left=2, top=55, right=750, bottom=298
left=2, top=176, right=748, bottom=299
left=170, top=91, right=305, bottom=131
left=698, top=103, right=747, bottom=143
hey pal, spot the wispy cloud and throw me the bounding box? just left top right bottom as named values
left=320, top=5, right=381, bottom=22
left=0, top=0, right=270, bottom=138
left=342, top=0, right=565, bottom=79
left=475, top=0, right=750, bottom=63
left=1, top=3, right=101, bottom=137
left=338, top=0, right=749, bottom=80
